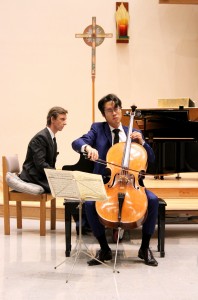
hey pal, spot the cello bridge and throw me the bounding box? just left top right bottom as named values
left=118, top=173, right=135, bottom=186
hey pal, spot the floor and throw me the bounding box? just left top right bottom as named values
left=0, top=217, right=198, bottom=300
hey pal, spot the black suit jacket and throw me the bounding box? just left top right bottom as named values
left=20, top=128, right=58, bottom=192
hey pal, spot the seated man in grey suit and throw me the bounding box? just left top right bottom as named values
left=20, top=106, right=68, bottom=193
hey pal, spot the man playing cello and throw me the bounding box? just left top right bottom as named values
left=72, top=93, right=159, bottom=266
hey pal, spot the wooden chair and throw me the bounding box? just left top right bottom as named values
left=2, top=154, right=56, bottom=236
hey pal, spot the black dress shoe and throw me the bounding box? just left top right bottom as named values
left=138, top=248, right=158, bottom=266
left=87, top=249, right=112, bottom=266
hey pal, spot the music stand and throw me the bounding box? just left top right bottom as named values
left=44, top=169, right=119, bottom=282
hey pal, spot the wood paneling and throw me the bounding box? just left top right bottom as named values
left=159, top=0, right=198, bottom=4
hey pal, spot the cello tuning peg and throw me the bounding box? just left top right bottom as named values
left=131, top=105, right=137, bottom=113
left=124, top=110, right=131, bottom=116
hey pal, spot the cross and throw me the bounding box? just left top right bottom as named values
left=75, top=17, right=113, bottom=122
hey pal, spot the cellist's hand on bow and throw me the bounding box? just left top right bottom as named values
left=84, top=145, right=99, bottom=161
left=130, top=131, right=145, bottom=146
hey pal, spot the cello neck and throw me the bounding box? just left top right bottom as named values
left=122, top=105, right=136, bottom=169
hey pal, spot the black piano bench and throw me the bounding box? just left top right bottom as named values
left=64, top=198, right=167, bottom=258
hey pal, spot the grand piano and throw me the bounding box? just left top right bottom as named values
left=122, top=107, right=198, bottom=178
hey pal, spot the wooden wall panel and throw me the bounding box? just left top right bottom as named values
left=159, top=0, right=198, bottom=4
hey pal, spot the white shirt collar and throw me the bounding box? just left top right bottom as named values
left=47, top=127, right=55, bottom=140
left=109, top=124, right=126, bottom=143
left=109, top=124, right=124, bottom=132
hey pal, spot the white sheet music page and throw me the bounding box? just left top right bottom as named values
left=73, top=170, right=107, bottom=201
left=44, top=169, right=107, bottom=201
left=44, top=169, right=80, bottom=199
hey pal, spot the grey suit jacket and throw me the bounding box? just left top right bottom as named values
left=20, top=127, right=58, bottom=192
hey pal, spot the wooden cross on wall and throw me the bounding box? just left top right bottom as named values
left=75, top=17, right=113, bottom=122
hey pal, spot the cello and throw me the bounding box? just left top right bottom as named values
left=96, top=106, right=148, bottom=230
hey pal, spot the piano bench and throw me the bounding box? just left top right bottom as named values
left=64, top=198, right=167, bottom=258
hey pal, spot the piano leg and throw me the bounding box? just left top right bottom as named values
left=64, top=201, right=79, bottom=257
left=157, top=198, right=167, bottom=257
left=154, top=175, right=164, bottom=180
left=175, top=173, right=181, bottom=180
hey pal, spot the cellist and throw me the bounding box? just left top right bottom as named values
left=72, top=94, right=159, bottom=267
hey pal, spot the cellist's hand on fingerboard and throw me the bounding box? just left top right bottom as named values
left=131, top=131, right=144, bottom=146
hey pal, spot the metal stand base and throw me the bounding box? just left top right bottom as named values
left=54, top=200, right=119, bottom=283
left=113, top=227, right=123, bottom=271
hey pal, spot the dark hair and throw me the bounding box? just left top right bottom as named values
left=98, top=94, right=122, bottom=115
left=46, top=106, right=68, bottom=126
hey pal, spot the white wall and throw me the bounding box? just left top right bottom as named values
left=0, top=0, right=198, bottom=169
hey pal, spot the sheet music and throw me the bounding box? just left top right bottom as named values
left=44, top=169, right=108, bottom=201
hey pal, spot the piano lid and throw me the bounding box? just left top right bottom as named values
left=136, top=108, right=189, bottom=122
left=122, top=107, right=198, bottom=139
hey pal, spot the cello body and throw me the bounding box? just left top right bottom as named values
left=96, top=107, right=148, bottom=230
